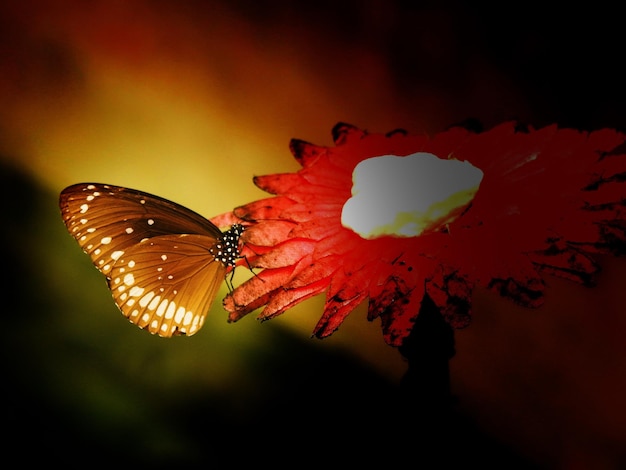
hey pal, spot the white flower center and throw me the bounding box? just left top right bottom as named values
left=341, top=152, right=484, bottom=239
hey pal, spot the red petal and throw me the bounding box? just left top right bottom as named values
left=233, top=196, right=296, bottom=220
left=289, top=138, right=327, bottom=167
left=243, top=220, right=297, bottom=246
left=332, top=122, right=367, bottom=145
left=253, top=173, right=308, bottom=195
left=529, top=242, right=600, bottom=284
left=288, top=217, right=341, bottom=240
left=300, top=156, right=351, bottom=187
left=260, top=277, right=330, bottom=320
left=314, top=293, right=367, bottom=339
left=313, top=264, right=375, bottom=338
left=254, top=239, right=316, bottom=268
left=225, top=266, right=297, bottom=320
left=313, top=229, right=362, bottom=258
left=286, top=254, right=340, bottom=289
left=369, top=275, right=426, bottom=347
left=278, top=203, right=340, bottom=222
left=425, top=267, right=473, bottom=328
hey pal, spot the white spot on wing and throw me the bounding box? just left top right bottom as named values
left=165, top=302, right=176, bottom=319
left=129, top=286, right=144, bottom=297
left=175, top=307, right=185, bottom=323
left=139, top=291, right=155, bottom=307
left=156, top=299, right=168, bottom=317
left=123, top=273, right=135, bottom=286
left=147, top=295, right=161, bottom=311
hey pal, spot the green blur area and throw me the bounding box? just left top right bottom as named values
left=3, top=2, right=626, bottom=467
left=2, top=162, right=533, bottom=465
left=1, top=162, right=386, bottom=464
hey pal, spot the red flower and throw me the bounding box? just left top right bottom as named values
left=212, top=122, right=626, bottom=347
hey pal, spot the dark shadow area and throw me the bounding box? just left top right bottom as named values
left=0, top=161, right=534, bottom=466
left=2, top=2, right=626, bottom=466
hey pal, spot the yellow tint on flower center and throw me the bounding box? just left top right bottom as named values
left=341, top=152, right=484, bottom=239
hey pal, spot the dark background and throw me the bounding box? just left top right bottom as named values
left=1, top=1, right=625, bottom=466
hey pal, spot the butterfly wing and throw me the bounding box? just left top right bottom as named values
left=109, top=234, right=226, bottom=337
left=59, top=183, right=223, bottom=276
left=60, top=183, right=238, bottom=337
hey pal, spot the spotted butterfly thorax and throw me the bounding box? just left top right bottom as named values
left=59, top=183, right=244, bottom=337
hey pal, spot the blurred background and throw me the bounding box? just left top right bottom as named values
left=2, top=0, right=626, bottom=466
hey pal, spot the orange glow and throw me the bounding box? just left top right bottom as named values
left=0, top=0, right=414, bottom=379
left=3, top=3, right=626, bottom=466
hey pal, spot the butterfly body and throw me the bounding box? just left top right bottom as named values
left=59, top=183, right=243, bottom=337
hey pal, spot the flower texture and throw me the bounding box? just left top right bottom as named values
left=212, top=122, right=626, bottom=347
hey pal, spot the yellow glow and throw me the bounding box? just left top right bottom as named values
left=0, top=2, right=430, bottom=381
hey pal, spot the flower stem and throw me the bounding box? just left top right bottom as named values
left=397, top=294, right=456, bottom=410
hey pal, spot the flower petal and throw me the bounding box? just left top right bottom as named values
left=313, top=265, right=374, bottom=338
left=225, top=265, right=297, bottom=320
left=370, top=275, right=426, bottom=347
left=254, top=239, right=316, bottom=268
left=425, top=266, right=474, bottom=329
left=528, top=241, right=600, bottom=285
left=242, top=220, right=296, bottom=246
left=289, top=138, right=327, bottom=167
left=253, top=173, right=307, bottom=195
left=233, top=196, right=296, bottom=220
left=218, top=121, right=626, bottom=348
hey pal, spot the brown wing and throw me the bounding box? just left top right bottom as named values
left=108, top=234, right=227, bottom=337
left=59, top=183, right=223, bottom=276
left=59, top=183, right=238, bottom=337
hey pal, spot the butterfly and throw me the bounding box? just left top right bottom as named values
left=59, top=183, right=244, bottom=337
